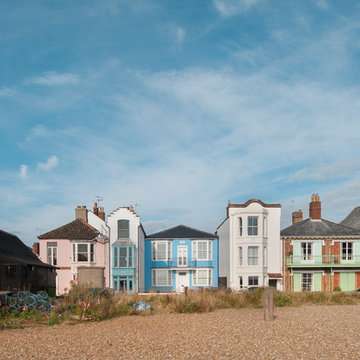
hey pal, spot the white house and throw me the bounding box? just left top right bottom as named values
left=216, top=199, right=282, bottom=290
left=107, top=206, right=146, bottom=293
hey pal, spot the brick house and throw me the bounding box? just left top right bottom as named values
left=282, top=194, right=360, bottom=292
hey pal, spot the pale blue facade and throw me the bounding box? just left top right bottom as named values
left=144, top=226, right=219, bottom=292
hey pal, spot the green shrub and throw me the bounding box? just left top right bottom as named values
left=274, top=292, right=292, bottom=307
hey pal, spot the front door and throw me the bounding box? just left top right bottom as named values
left=176, top=271, right=189, bottom=292
left=269, top=279, right=277, bottom=288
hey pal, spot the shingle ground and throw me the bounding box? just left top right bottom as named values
left=1, top=305, right=360, bottom=359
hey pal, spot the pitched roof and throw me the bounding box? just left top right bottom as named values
left=147, top=225, right=217, bottom=239
left=0, top=230, right=53, bottom=267
left=281, top=218, right=360, bottom=237
left=340, top=206, right=360, bottom=230
left=38, top=219, right=100, bottom=240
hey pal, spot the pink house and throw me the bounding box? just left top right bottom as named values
left=38, top=205, right=109, bottom=295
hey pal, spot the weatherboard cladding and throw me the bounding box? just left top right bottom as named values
left=0, top=229, right=53, bottom=267
left=147, top=225, right=217, bottom=239
left=37, top=218, right=100, bottom=240
left=281, top=218, right=360, bottom=237
left=340, top=207, right=360, bottom=230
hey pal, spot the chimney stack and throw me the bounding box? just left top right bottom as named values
left=309, top=194, right=321, bottom=220
left=33, top=242, right=39, bottom=256
left=93, top=202, right=99, bottom=216
left=75, top=205, right=88, bottom=222
left=98, top=206, right=105, bottom=221
left=292, top=210, right=303, bottom=224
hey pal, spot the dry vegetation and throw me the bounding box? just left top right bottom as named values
left=1, top=285, right=360, bottom=329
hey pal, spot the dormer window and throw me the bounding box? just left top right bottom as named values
left=118, top=220, right=129, bottom=239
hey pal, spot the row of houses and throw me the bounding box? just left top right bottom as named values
left=32, top=194, right=360, bottom=295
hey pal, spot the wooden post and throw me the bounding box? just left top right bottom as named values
left=184, top=286, right=188, bottom=297
left=264, top=287, right=274, bottom=321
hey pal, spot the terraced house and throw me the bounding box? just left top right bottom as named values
left=144, top=225, right=218, bottom=292
left=282, top=195, right=360, bottom=292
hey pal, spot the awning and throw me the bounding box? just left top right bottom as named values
left=268, top=273, right=283, bottom=279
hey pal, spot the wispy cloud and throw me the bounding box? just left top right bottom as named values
left=316, top=0, right=328, bottom=10
left=37, top=155, right=59, bottom=171
left=175, top=26, right=186, bottom=44
left=213, top=0, right=261, bottom=18
left=0, top=87, right=15, bottom=97
left=25, top=71, right=79, bottom=86
left=19, top=165, right=28, bottom=180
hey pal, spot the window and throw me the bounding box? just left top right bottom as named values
left=248, top=217, right=258, bottom=236
left=178, top=246, right=188, bottom=266
left=263, top=216, right=267, bottom=237
left=117, top=220, right=129, bottom=239
left=192, top=241, right=212, bottom=261
left=302, top=273, right=312, bottom=291
left=152, top=269, right=172, bottom=286
left=239, top=247, right=243, bottom=266
left=193, top=269, right=212, bottom=286
left=113, top=246, right=134, bottom=268
left=239, top=276, right=243, bottom=289
left=152, top=241, right=172, bottom=261
left=47, top=242, right=57, bottom=266
left=239, top=217, right=243, bottom=236
left=342, top=242, right=353, bottom=261
left=248, top=246, right=258, bottom=265
left=248, top=276, right=258, bottom=286
left=72, top=243, right=94, bottom=262
left=301, top=242, right=312, bottom=261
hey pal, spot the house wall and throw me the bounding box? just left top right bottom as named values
left=39, top=238, right=108, bottom=295
left=217, top=218, right=230, bottom=286
left=223, top=202, right=282, bottom=291
left=138, top=227, right=145, bottom=292
left=144, top=237, right=218, bottom=292
left=88, top=211, right=110, bottom=237
left=107, top=207, right=142, bottom=292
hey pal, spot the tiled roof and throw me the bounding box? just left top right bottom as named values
left=147, top=225, right=217, bottom=239
left=38, top=219, right=100, bottom=240
left=281, top=218, right=360, bottom=237
left=340, top=206, right=360, bottom=230
left=0, top=230, right=53, bottom=267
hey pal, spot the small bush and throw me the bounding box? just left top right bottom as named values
left=274, top=292, right=292, bottom=307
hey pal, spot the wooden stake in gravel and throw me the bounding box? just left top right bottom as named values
left=264, top=287, right=274, bottom=321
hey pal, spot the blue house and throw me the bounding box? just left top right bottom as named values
left=145, top=225, right=218, bottom=292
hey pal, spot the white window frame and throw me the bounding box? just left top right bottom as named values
left=248, top=276, right=258, bottom=286
left=301, top=273, right=313, bottom=291
left=341, top=242, right=354, bottom=263
left=192, top=268, right=213, bottom=287
left=248, top=216, right=258, bottom=236
left=239, top=247, right=243, bottom=266
left=72, top=242, right=95, bottom=263
left=47, top=242, right=57, bottom=266
left=177, top=246, right=188, bottom=266
left=152, top=269, right=172, bottom=286
left=301, top=242, right=313, bottom=263
left=192, top=241, right=213, bottom=261
left=151, top=241, right=172, bottom=261
left=248, top=246, right=259, bottom=266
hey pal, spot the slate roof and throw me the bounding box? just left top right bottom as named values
left=281, top=218, right=360, bottom=238
left=0, top=229, right=53, bottom=267
left=147, top=225, right=217, bottom=239
left=38, top=219, right=100, bottom=240
left=340, top=206, right=360, bottom=230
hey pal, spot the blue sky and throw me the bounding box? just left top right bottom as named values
left=1, top=0, right=360, bottom=245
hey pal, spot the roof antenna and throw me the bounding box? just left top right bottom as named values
left=94, top=195, right=103, bottom=204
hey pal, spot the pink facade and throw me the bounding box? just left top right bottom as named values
left=39, top=239, right=109, bottom=295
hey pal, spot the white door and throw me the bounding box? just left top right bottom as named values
left=176, top=271, right=189, bottom=292
left=177, top=246, right=188, bottom=266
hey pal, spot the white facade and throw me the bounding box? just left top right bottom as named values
left=107, top=207, right=145, bottom=292
left=217, top=200, right=282, bottom=290
left=88, top=211, right=110, bottom=237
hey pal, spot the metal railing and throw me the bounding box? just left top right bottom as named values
left=286, top=255, right=360, bottom=267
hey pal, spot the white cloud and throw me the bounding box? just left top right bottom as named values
left=37, top=155, right=59, bottom=171
left=25, top=71, right=79, bottom=86
left=316, top=0, right=328, bottom=10
left=213, top=0, right=261, bottom=18
left=19, top=165, right=28, bottom=180
left=0, top=87, right=15, bottom=97
left=175, top=27, right=186, bottom=44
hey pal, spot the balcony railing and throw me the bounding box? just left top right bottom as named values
left=286, top=255, right=360, bottom=268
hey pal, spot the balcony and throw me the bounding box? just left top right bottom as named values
left=286, top=255, right=360, bottom=268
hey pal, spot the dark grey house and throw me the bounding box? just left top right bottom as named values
left=0, top=229, right=56, bottom=294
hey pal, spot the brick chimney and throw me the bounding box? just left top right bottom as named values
left=75, top=205, right=88, bottom=222
left=292, top=210, right=303, bottom=224
left=33, top=242, right=39, bottom=256
left=98, top=206, right=105, bottom=221
left=93, top=202, right=99, bottom=216
left=309, top=194, right=321, bottom=220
